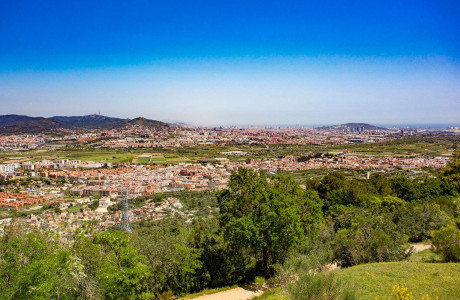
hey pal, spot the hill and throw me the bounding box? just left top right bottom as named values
left=338, top=262, right=460, bottom=299
left=50, top=115, right=127, bottom=129
left=0, top=114, right=170, bottom=134
left=128, top=117, right=170, bottom=129
left=318, top=123, right=387, bottom=131
left=255, top=261, right=460, bottom=299
left=0, top=115, right=60, bottom=134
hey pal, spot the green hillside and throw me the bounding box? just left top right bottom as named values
left=0, top=114, right=171, bottom=134
left=338, top=262, right=460, bottom=299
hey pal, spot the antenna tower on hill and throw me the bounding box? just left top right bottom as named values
left=120, top=191, right=132, bottom=233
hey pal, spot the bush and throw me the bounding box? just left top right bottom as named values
left=332, top=215, right=409, bottom=267
left=279, top=255, right=355, bottom=300
left=431, top=226, right=460, bottom=262
left=395, top=202, right=450, bottom=242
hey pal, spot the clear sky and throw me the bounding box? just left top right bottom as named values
left=0, top=0, right=459, bottom=126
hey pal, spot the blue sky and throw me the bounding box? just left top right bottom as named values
left=0, top=0, right=459, bottom=125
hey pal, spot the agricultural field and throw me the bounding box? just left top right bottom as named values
left=161, top=137, right=457, bottom=161
left=136, top=155, right=152, bottom=164
left=0, top=148, right=135, bottom=164
left=0, top=136, right=456, bottom=165
left=132, top=153, right=191, bottom=165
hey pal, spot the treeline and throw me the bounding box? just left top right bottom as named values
left=0, top=158, right=459, bottom=299
left=305, top=169, right=459, bottom=267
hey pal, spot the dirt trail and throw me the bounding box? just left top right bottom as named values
left=191, top=244, right=432, bottom=300
left=189, top=285, right=266, bottom=300
left=411, top=243, right=431, bottom=253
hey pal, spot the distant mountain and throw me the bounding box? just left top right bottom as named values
left=0, top=115, right=59, bottom=134
left=0, top=114, right=170, bottom=134
left=128, top=117, right=170, bottom=129
left=318, top=123, right=387, bottom=131
left=50, top=115, right=127, bottom=129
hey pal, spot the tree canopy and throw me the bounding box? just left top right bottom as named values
left=218, top=168, right=322, bottom=278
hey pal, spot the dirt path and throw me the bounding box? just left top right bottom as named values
left=189, top=285, right=267, bottom=300
left=190, top=244, right=432, bottom=300
left=411, top=243, right=431, bottom=253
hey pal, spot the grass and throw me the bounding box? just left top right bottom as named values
left=66, top=152, right=134, bottom=163
left=66, top=205, right=83, bottom=213
left=337, top=262, right=460, bottom=299
left=253, top=287, right=289, bottom=299
left=136, top=156, right=151, bottom=164
left=257, top=261, right=460, bottom=299
left=130, top=153, right=191, bottom=165
left=406, top=249, right=443, bottom=263
left=254, top=276, right=266, bottom=285
left=150, top=156, right=166, bottom=161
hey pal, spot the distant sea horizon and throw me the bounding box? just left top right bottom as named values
left=198, top=123, right=460, bottom=129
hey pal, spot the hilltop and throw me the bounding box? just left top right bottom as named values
left=318, top=122, right=387, bottom=130
left=0, top=114, right=171, bottom=134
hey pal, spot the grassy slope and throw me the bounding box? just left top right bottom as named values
left=256, top=261, right=459, bottom=300
left=406, top=249, right=443, bottom=263
left=338, top=262, right=460, bottom=299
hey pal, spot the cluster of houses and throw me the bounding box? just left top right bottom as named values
left=2, top=196, right=192, bottom=238
left=235, top=155, right=449, bottom=173
left=0, top=159, right=123, bottom=179
left=0, top=192, right=66, bottom=210
left=67, top=164, right=229, bottom=197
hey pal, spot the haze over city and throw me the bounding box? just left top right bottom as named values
left=1, top=0, right=459, bottom=126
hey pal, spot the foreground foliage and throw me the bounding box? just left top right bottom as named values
left=218, top=168, right=322, bottom=278
left=1, top=155, right=459, bottom=299
left=431, top=225, right=460, bottom=262
left=338, top=262, right=460, bottom=300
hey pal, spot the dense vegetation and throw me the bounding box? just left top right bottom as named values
left=1, top=155, right=459, bottom=299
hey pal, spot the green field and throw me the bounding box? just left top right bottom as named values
left=0, top=149, right=135, bottom=164
left=338, top=262, right=460, bottom=299
left=150, top=155, right=166, bottom=162
left=0, top=136, right=455, bottom=165
left=68, top=152, right=134, bottom=163
left=136, top=156, right=151, bottom=164
left=66, top=205, right=83, bottom=213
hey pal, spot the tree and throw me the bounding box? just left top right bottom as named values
left=0, top=227, right=90, bottom=299
left=93, top=230, right=151, bottom=299
left=218, top=168, right=322, bottom=278
left=431, top=225, right=460, bottom=262
left=332, top=214, right=409, bottom=267
left=317, top=171, right=347, bottom=200
left=440, top=154, right=460, bottom=193
left=369, top=173, right=392, bottom=196
left=395, top=202, right=450, bottom=242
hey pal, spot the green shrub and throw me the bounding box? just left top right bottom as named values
left=332, top=215, right=409, bottom=267
left=279, top=255, right=355, bottom=300
left=431, top=225, right=460, bottom=262
left=395, top=202, right=450, bottom=242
